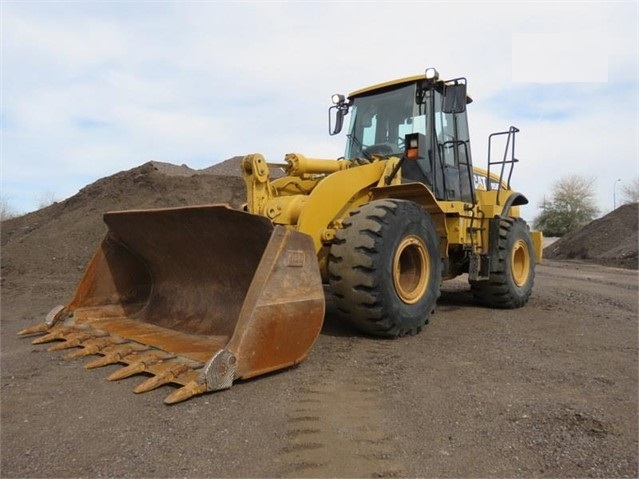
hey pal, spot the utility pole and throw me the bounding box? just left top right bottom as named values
left=613, top=178, right=622, bottom=209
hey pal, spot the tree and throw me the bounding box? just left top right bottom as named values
left=533, top=175, right=600, bottom=237
left=620, top=177, right=639, bottom=205
left=36, top=191, right=59, bottom=210
left=1, top=196, right=17, bottom=222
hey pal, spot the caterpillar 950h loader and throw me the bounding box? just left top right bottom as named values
left=20, top=68, right=543, bottom=404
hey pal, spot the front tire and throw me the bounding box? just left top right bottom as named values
left=328, top=199, right=442, bottom=337
left=470, top=217, right=535, bottom=308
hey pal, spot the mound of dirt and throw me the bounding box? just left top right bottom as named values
left=543, top=202, right=638, bottom=270
left=3, top=160, right=636, bottom=302
left=199, top=156, right=245, bottom=176
left=1, top=160, right=246, bottom=297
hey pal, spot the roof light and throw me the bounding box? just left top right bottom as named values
left=425, top=67, right=439, bottom=82
left=331, top=93, right=345, bottom=105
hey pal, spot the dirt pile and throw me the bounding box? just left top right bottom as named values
left=543, top=202, right=638, bottom=270
left=1, top=160, right=246, bottom=296
left=3, top=160, right=636, bottom=298
left=148, top=156, right=250, bottom=176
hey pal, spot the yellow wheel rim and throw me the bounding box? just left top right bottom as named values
left=393, top=236, right=430, bottom=304
left=511, top=239, right=531, bottom=287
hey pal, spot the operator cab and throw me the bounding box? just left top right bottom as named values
left=330, top=68, right=474, bottom=204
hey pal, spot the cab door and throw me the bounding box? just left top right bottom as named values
left=434, top=87, right=474, bottom=204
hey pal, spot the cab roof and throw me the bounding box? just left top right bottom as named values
left=348, top=74, right=426, bottom=98
left=348, top=73, right=473, bottom=104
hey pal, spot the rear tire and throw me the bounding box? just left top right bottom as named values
left=328, top=199, right=442, bottom=337
left=470, top=217, right=535, bottom=308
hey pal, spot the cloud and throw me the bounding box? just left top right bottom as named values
left=512, top=32, right=608, bottom=83
left=470, top=78, right=638, bottom=221
left=1, top=1, right=637, bottom=221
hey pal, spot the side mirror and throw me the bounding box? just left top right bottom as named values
left=442, top=82, right=467, bottom=114
left=328, top=104, right=349, bottom=136
left=328, top=93, right=350, bottom=135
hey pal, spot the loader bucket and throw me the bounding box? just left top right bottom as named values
left=19, top=205, right=325, bottom=403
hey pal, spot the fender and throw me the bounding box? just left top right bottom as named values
left=296, top=160, right=392, bottom=252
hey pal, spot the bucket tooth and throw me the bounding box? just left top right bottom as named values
left=107, top=362, right=148, bottom=381
left=18, top=306, right=66, bottom=337
left=31, top=327, right=72, bottom=345
left=64, top=349, right=94, bottom=360
left=106, top=350, right=174, bottom=381
left=164, top=380, right=208, bottom=405
left=63, top=337, right=124, bottom=360
left=47, top=332, right=94, bottom=352
left=84, top=343, right=147, bottom=369
left=18, top=323, right=50, bottom=336
left=134, top=363, right=190, bottom=394
left=47, top=341, right=77, bottom=352
left=125, top=350, right=175, bottom=363
left=84, top=354, right=122, bottom=369
left=31, top=334, right=57, bottom=345
left=133, top=375, right=169, bottom=394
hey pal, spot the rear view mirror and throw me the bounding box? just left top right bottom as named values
left=329, top=94, right=350, bottom=136
left=329, top=105, right=346, bottom=135
left=442, top=83, right=467, bottom=114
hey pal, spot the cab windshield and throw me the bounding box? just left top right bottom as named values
left=344, top=83, right=426, bottom=159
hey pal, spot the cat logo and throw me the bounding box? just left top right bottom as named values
left=473, top=172, right=502, bottom=191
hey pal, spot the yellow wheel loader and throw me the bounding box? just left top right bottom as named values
left=20, top=67, right=543, bottom=404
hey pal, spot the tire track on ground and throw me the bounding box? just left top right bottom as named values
left=278, top=337, right=406, bottom=478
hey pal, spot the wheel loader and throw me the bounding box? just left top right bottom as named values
left=19, top=67, right=543, bottom=404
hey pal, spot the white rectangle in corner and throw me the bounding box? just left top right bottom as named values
left=512, top=33, right=608, bottom=83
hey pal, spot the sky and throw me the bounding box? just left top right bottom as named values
left=2, top=1, right=637, bottom=223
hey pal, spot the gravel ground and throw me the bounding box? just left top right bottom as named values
left=1, top=161, right=637, bottom=478
left=2, top=260, right=637, bottom=478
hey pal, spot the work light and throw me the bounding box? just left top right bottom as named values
left=425, top=67, right=439, bottom=82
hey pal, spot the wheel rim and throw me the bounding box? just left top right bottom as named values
left=511, top=239, right=531, bottom=287
left=393, top=236, right=430, bottom=304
